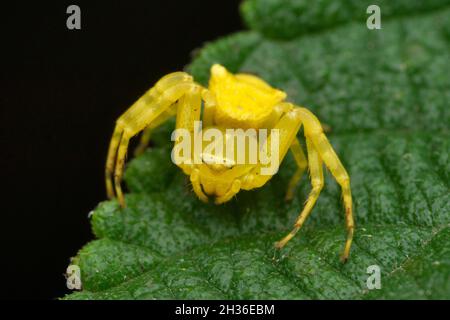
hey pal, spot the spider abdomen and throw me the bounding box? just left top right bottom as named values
left=208, top=64, right=286, bottom=129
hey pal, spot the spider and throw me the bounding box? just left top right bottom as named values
left=105, top=64, right=354, bottom=262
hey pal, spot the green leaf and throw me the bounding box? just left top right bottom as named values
left=65, top=0, right=450, bottom=299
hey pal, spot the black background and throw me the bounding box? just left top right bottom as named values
left=1, top=1, right=242, bottom=300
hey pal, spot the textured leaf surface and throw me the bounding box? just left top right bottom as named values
left=66, top=0, right=450, bottom=299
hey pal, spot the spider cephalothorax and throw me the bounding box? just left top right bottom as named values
left=105, top=64, right=354, bottom=262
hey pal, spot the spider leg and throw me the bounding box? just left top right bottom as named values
left=215, top=180, right=241, bottom=204
left=114, top=128, right=132, bottom=206
left=275, top=137, right=324, bottom=248
left=134, top=105, right=178, bottom=156
left=105, top=71, right=199, bottom=207
left=202, top=90, right=217, bottom=127
left=285, top=138, right=308, bottom=201
left=134, top=127, right=152, bottom=157
left=106, top=122, right=123, bottom=199
left=190, top=168, right=208, bottom=202
left=246, top=106, right=303, bottom=189
left=296, top=107, right=354, bottom=262
left=173, top=85, right=203, bottom=175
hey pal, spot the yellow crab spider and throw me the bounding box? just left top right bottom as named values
left=105, top=64, right=354, bottom=262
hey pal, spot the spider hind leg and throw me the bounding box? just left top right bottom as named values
left=276, top=136, right=324, bottom=248
left=285, top=138, right=308, bottom=201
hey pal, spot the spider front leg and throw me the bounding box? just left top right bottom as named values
left=190, top=169, right=209, bottom=202
left=215, top=180, right=242, bottom=204
left=134, top=105, right=177, bottom=156
left=105, top=71, right=198, bottom=207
